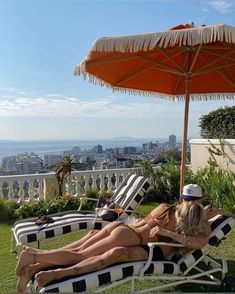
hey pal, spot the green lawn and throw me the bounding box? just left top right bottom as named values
left=1, top=203, right=235, bottom=293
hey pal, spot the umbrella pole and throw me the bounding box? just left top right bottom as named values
left=180, top=78, right=191, bottom=195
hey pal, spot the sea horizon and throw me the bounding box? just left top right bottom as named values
left=0, top=137, right=171, bottom=162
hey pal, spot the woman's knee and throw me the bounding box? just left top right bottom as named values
left=87, top=230, right=98, bottom=237
left=105, top=247, right=129, bottom=262
left=103, top=222, right=121, bottom=235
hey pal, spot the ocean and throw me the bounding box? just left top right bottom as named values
left=0, top=138, right=167, bottom=162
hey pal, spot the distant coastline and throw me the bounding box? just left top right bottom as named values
left=0, top=138, right=169, bottom=162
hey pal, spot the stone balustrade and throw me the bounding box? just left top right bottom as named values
left=0, top=168, right=133, bottom=203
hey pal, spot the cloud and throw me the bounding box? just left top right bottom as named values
left=207, top=0, right=234, bottom=13
left=0, top=94, right=176, bottom=118
left=0, top=87, right=182, bottom=119
left=0, top=87, right=234, bottom=140
left=0, top=88, right=234, bottom=124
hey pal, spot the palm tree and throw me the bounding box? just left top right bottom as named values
left=55, top=155, right=83, bottom=197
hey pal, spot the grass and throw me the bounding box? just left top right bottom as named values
left=1, top=203, right=235, bottom=293
left=0, top=220, right=17, bottom=293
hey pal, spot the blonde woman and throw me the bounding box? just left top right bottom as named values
left=16, top=201, right=210, bottom=292
left=180, top=184, right=224, bottom=219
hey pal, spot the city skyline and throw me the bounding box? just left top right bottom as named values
left=0, top=0, right=235, bottom=140
left=0, top=137, right=180, bottom=175
left=0, top=135, right=178, bottom=159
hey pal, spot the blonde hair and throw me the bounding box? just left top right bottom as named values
left=175, top=201, right=207, bottom=254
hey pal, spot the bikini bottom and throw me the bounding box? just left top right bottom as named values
left=109, top=222, right=164, bottom=260
left=140, top=245, right=164, bottom=261
left=112, top=222, right=144, bottom=244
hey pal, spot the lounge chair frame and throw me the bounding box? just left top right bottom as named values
left=32, top=214, right=235, bottom=293
left=90, top=244, right=227, bottom=294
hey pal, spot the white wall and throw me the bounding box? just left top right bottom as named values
left=190, top=139, right=235, bottom=173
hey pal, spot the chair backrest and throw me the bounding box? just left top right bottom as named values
left=113, top=174, right=149, bottom=207
left=98, top=174, right=151, bottom=221
left=173, top=215, right=235, bottom=273
left=111, top=174, right=134, bottom=200
left=118, top=174, right=151, bottom=218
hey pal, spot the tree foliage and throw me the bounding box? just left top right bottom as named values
left=55, top=155, right=87, bottom=196
left=138, top=159, right=193, bottom=203
left=199, top=106, right=235, bottom=139
left=153, top=148, right=181, bottom=164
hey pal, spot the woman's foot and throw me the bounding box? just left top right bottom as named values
left=35, top=270, right=59, bottom=287
left=16, top=265, right=37, bottom=293
left=22, top=246, right=41, bottom=253
left=15, top=250, right=35, bottom=276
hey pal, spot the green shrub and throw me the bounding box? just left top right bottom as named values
left=0, top=198, right=20, bottom=220
left=199, top=106, right=235, bottom=138
left=81, top=188, right=100, bottom=210
left=12, top=188, right=109, bottom=220
left=138, top=160, right=193, bottom=203
left=15, top=202, right=38, bottom=219
left=193, top=165, right=235, bottom=214
left=15, top=195, right=82, bottom=219
left=137, top=158, right=235, bottom=214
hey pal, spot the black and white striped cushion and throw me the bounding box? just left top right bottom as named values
left=36, top=260, right=179, bottom=293
left=14, top=212, right=108, bottom=244
left=175, top=215, right=235, bottom=272
left=13, top=175, right=151, bottom=245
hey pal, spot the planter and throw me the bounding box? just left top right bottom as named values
left=189, top=139, right=235, bottom=173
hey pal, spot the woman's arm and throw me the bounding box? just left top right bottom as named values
left=149, top=225, right=210, bottom=250
left=204, top=205, right=224, bottom=220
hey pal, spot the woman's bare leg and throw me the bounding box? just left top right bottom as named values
left=16, top=227, right=111, bottom=289
left=35, top=246, right=148, bottom=288
left=18, top=246, right=134, bottom=292
left=16, top=226, right=112, bottom=276
left=62, top=230, right=99, bottom=250
left=16, top=223, right=140, bottom=275
left=22, top=230, right=100, bottom=253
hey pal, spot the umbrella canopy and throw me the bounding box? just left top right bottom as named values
left=74, top=23, right=235, bottom=193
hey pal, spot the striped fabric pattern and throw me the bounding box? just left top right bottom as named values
left=36, top=214, right=235, bottom=293
left=13, top=175, right=151, bottom=245
left=37, top=260, right=179, bottom=293
left=14, top=212, right=102, bottom=244
left=175, top=215, right=235, bottom=272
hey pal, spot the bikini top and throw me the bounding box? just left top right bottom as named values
left=144, top=203, right=176, bottom=229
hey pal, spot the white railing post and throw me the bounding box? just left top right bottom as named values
left=8, top=180, right=15, bottom=200
left=43, top=175, right=59, bottom=201
left=18, top=179, right=24, bottom=203
left=107, top=174, right=112, bottom=191
left=37, top=178, right=44, bottom=201
left=28, top=179, right=34, bottom=201
left=0, top=180, right=3, bottom=198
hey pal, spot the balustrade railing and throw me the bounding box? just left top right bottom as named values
left=0, top=168, right=134, bottom=203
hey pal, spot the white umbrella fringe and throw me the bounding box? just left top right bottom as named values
left=75, top=64, right=235, bottom=102
left=90, top=24, right=235, bottom=53
left=74, top=24, right=235, bottom=101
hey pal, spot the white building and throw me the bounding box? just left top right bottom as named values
left=94, top=154, right=107, bottom=164
left=2, top=153, right=43, bottom=175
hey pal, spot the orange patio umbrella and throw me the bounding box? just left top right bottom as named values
left=74, top=23, right=235, bottom=194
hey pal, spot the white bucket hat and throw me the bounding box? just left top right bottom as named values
left=180, top=184, right=202, bottom=200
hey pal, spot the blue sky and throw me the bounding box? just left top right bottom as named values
left=0, top=0, right=234, bottom=141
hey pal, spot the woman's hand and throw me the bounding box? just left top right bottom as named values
left=149, top=226, right=169, bottom=238
left=204, top=205, right=224, bottom=219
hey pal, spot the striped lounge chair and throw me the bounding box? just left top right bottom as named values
left=11, top=174, right=151, bottom=252
left=32, top=214, right=235, bottom=293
